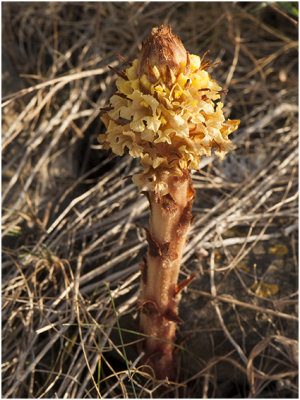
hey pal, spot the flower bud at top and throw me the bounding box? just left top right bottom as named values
left=138, top=25, right=189, bottom=87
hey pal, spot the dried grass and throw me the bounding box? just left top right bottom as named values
left=2, top=2, right=298, bottom=398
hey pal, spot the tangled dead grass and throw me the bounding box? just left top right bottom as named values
left=2, top=2, right=298, bottom=398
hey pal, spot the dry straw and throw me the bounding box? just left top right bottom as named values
left=2, top=2, right=298, bottom=398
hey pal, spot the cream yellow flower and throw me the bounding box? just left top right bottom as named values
left=99, top=26, right=240, bottom=380
left=99, top=26, right=239, bottom=194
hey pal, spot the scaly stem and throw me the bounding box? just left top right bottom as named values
left=99, top=24, right=239, bottom=381
left=140, top=170, right=194, bottom=379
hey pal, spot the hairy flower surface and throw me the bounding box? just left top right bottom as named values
left=99, top=26, right=239, bottom=193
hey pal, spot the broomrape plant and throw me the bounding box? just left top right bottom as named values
left=99, top=25, right=239, bottom=380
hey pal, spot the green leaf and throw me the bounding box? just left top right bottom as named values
left=249, top=2, right=268, bottom=14
left=277, top=2, right=299, bottom=19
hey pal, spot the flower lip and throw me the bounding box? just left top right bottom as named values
left=138, top=25, right=189, bottom=85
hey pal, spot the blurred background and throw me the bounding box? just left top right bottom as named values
left=2, top=2, right=298, bottom=398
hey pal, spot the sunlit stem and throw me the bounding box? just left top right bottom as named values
left=140, top=170, right=194, bottom=379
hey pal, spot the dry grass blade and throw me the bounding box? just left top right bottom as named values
left=2, top=2, right=298, bottom=398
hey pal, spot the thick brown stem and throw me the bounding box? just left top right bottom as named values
left=140, top=170, right=194, bottom=380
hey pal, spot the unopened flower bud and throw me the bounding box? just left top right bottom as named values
left=138, top=25, right=189, bottom=87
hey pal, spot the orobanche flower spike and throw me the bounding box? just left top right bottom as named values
left=99, top=25, right=239, bottom=380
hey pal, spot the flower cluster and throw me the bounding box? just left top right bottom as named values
left=99, top=26, right=239, bottom=194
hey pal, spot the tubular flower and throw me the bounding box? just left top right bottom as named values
left=99, top=26, right=239, bottom=194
